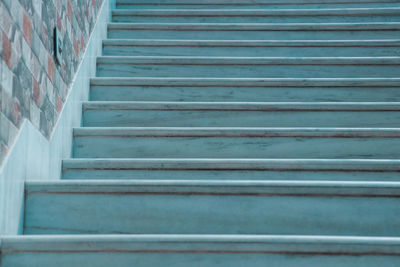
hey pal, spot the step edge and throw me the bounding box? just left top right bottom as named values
left=103, top=39, right=400, bottom=47
left=111, top=7, right=400, bottom=16
left=115, top=0, right=400, bottom=4
left=2, top=234, right=400, bottom=254
left=82, top=101, right=400, bottom=111
left=107, top=22, right=400, bottom=30
left=25, top=179, right=400, bottom=196
left=61, top=158, right=400, bottom=171
left=96, top=56, right=400, bottom=65
left=90, top=77, right=400, bottom=87
left=73, top=127, right=400, bottom=137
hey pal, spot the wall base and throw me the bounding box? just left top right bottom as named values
left=0, top=0, right=111, bottom=235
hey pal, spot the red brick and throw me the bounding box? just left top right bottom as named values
left=42, top=25, right=48, bottom=43
left=57, top=13, right=62, bottom=32
left=81, top=33, right=85, bottom=51
left=85, top=1, right=89, bottom=19
left=57, top=95, right=63, bottom=113
left=67, top=0, right=72, bottom=22
left=74, top=37, right=79, bottom=57
left=33, top=78, right=40, bottom=107
left=2, top=31, right=12, bottom=68
left=62, top=63, right=66, bottom=81
left=14, top=102, right=20, bottom=125
left=48, top=56, right=54, bottom=83
left=23, top=12, right=32, bottom=45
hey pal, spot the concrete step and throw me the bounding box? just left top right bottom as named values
left=112, top=8, right=400, bottom=23
left=115, top=0, right=400, bottom=9
left=10, top=0, right=400, bottom=265
left=82, top=102, right=400, bottom=127
left=62, top=158, right=400, bottom=181
left=73, top=127, right=400, bottom=158
left=2, top=235, right=400, bottom=266
left=107, top=22, right=400, bottom=40
left=24, top=180, right=400, bottom=236
left=90, top=78, right=400, bottom=102
left=103, top=39, right=400, bottom=57
left=96, top=56, right=400, bottom=78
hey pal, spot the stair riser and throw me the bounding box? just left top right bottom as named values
left=83, top=110, right=400, bottom=127
left=108, top=29, right=400, bottom=40
left=24, top=191, right=400, bottom=235
left=116, top=3, right=400, bottom=9
left=96, top=64, right=400, bottom=78
left=62, top=168, right=400, bottom=181
left=113, top=15, right=400, bottom=23
left=73, top=136, right=400, bottom=158
left=90, top=85, right=400, bottom=102
left=115, top=0, right=400, bottom=3
left=103, top=46, right=400, bottom=57
left=3, top=250, right=400, bottom=267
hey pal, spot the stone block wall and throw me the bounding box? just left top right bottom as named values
left=0, top=0, right=104, bottom=164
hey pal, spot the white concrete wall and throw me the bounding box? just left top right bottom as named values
left=0, top=0, right=114, bottom=235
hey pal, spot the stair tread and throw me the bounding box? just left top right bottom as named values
left=73, top=127, right=400, bottom=137
left=97, top=56, right=400, bottom=64
left=107, top=22, right=400, bottom=40
left=90, top=77, right=400, bottom=86
left=83, top=101, right=400, bottom=111
left=89, top=77, right=400, bottom=102
left=62, top=158, right=400, bottom=170
left=103, top=39, right=400, bottom=46
left=108, top=22, right=400, bottom=30
left=112, top=7, right=400, bottom=15
left=111, top=7, right=400, bottom=22
left=116, top=0, right=400, bottom=4
left=24, top=179, right=400, bottom=236
left=25, top=179, right=400, bottom=196
left=3, top=234, right=400, bottom=253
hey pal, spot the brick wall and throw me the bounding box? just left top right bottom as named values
left=0, top=0, right=104, bottom=164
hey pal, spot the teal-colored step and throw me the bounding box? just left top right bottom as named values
left=112, top=8, right=400, bottom=23
left=96, top=56, right=400, bottom=78
left=62, top=158, right=400, bottom=181
left=90, top=78, right=400, bottom=102
left=103, top=39, right=400, bottom=57
left=2, top=235, right=400, bottom=267
left=116, top=3, right=400, bottom=9
left=107, top=23, right=400, bottom=40
left=82, top=102, right=400, bottom=127
left=115, top=0, right=400, bottom=9
left=12, top=1, right=400, bottom=265
left=24, top=180, right=400, bottom=235
left=73, top=127, right=400, bottom=158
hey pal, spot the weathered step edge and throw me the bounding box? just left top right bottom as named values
left=108, top=22, right=400, bottom=30
left=90, top=77, right=400, bottom=87
left=103, top=39, right=400, bottom=47
left=116, top=0, right=400, bottom=4
left=25, top=180, right=400, bottom=196
left=2, top=235, right=400, bottom=255
left=62, top=158, right=400, bottom=172
left=96, top=56, right=400, bottom=65
left=112, top=7, right=400, bottom=16
left=73, top=127, right=400, bottom=137
left=82, top=101, right=400, bottom=111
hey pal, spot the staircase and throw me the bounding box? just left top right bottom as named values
left=2, top=0, right=400, bottom=266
